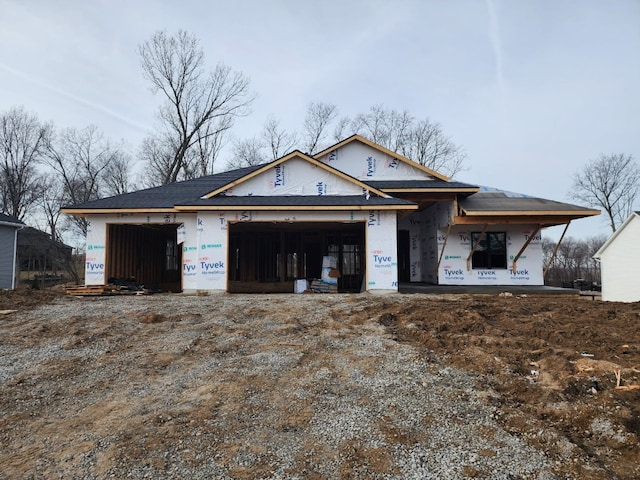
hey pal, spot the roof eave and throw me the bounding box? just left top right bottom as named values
left=453, top=210, right=600, bottom=226
left=381, top=187, right=480, bottom=194
left=460, top=209, right=601, bottom=216
left=174, top=204, right=418, bottom=212
left=60, top=207, right=179, bottom=216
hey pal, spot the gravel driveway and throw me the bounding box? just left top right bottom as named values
left=0, top=293, right=603, bottom=478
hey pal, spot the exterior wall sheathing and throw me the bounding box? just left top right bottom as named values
left=85, top=210, right=398, bottom=293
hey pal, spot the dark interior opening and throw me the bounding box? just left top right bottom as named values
left=397, top=229, right=410, bottom=282
left=228, top=221, right=365, bottom=293
left=106, top=224, right=182, bottom=292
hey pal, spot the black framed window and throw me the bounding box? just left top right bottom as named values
left=471, top=232, right=507, bottom=269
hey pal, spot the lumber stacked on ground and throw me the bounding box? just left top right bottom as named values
left=65, top=285, right=117, bottom=296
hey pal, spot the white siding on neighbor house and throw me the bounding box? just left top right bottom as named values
left=598, top=215, right=640, bottom=302
left=0, top=226, right=18, bottom=289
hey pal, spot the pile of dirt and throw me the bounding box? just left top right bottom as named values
left=0, top=290, right=638, bottom=478
left=367, top=294, right=640, bottom=478
left=0, top=286, right=63, bottom=310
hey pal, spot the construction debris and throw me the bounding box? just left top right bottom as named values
left=65, top=285, right=116, bottom=296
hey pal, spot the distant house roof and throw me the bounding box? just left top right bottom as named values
left=0, top=213, right=24, bottom=227
left=17, top=227, right=72, bottom=253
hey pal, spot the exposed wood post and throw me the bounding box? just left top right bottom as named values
left=436, top=223, right=453, bottom=280
left=466, top=224, right=488, bottom=271
left=511, top=225, right=541, bottom=272
left=543, top=222, right=570, bottom=279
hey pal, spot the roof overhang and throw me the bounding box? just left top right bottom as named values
left=0, top=221, right=25, bottom=228
left=174, top=204, right=417, bottom=212
left=60, top=208, right=178, bottom=216
left=380, top=187, right=479, bottom=194
left=453, top=211, right=601, bottom=227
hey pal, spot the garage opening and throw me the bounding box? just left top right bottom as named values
left=106, top=224, right=182, bottom=292
left=228, top=222, right=365, bottom=293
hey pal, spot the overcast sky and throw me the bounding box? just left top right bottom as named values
left=1, top=0, right=639, bottom=240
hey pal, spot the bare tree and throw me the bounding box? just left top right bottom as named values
left=262, top=116, right=297, bottom=160
left=0, top=106, right=51, bottom=220
left=543, top=234, right=606, bottom=287
left=47, top=125, right=123, bottom=234
left=227, top=137, right=267, bottom=170
left=302, top=102, right=337, bottom=154
left=189, top=122, right=227, bottom=177
left=230, top=102, right=466, bottom=177
left=570, top=153, right=640, bottom=232
left=38, top=174, right=66, bottom=242
left=139, top=29, right=253, bottom=185
left=350, top=105, right=466, bottom=177
left=402, top=119, right=466, bottom=176
left=102, top=149, right=135, bottom=196
left=332, top=116, right=352, bottom=143
left=351, top=105, right=413, bottom=152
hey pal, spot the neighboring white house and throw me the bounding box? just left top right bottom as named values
left=593, top=212, right=640, bottom=302
left=61, top=135, right=599, bottom=294
left=0, top=213, right=24, bottom=290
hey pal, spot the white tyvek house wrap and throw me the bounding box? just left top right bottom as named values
left=85, top=218, right=106, bottom=285
left=84, top=213, right=196, bottom=286
left=316, top=141, right=436, bottom=181
left=437, top=225, right=544, bottom=285
left=181, top=216, right=199, bottom=291
left=224, top=157, right=366, bottom=196
left=398, top=202, right=455, bottom=283
left=190, top=209, right=397, bottom=292
left=366, top=210, right=398, bottom=290
left=196, top=212, right=227, bottom=290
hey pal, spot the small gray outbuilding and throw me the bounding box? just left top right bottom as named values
left=0, top=213, right=24, bottom=289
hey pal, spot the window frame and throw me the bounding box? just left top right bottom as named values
left=470, top=231, right=507, bottom=270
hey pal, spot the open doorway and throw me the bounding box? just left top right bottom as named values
left=228, top=222, right=365, bottom=293
left=106, top=224, right=182, bottom=292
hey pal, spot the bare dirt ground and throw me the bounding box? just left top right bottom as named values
left=1, top=288, right=639, bottom=479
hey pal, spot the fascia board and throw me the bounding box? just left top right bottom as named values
left=460, top=209, right=601, bottom=216
left=60, top=208, right=178, bottom=216
left=313, top=134, right=450, bottom=182
left=174, top=204, right=418, bottom=212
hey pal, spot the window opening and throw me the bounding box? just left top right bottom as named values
left=165, top=239, right=178, bottom=271
left=471, top=232, right=507, bottom=269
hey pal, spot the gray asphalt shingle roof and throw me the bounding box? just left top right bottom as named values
left=365, top=180, right=479, bottom=191
left=63, top=165, right=263, bottom=210
left=459, top=192, right=598, bottom=213
left=178, top=195, right=416, bottom=208
left=0, top=213, right=24, bottom=226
